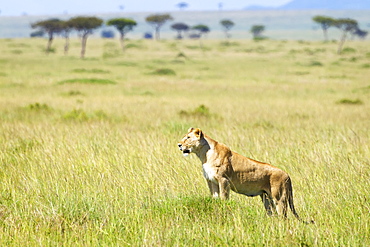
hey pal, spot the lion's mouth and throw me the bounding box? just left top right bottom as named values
left=182, top=149, right=190, bottom=157
left=178, top=144, right=191, bottom=156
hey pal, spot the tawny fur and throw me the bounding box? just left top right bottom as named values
left=178, top=127, right=302, bottom=220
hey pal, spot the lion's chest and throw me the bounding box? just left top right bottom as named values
left=202, top=163, right=218, bottom=183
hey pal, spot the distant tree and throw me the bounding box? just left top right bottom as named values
left=312, top=15, right=335, bottom=41
left=30, top=30, right=45, bottom=38
left=192, top=24, right=210, bottom=37
left=171, top=22, right=189, bottom=39
left=101, top=30, right=115, bottom=38
left=60, top=19, right=74, bottom=55
left=351, top=27, right=368, bottom=40
left=144, top=32, right=153, bottom=39
left=176, top=2, right=189, bottom=10
left=191, top=24, right=210, bottom=50
left=68, top=16, right=103, bottom=58
left=218, top=3, right=223, bottom=11
left=250, top=25, right=265, bottom=40
left=107, top=18, right=137, bottom=51
left=220, top=19, right=234, bottom=39
left=333, top=18, right=358, bottom=54
left=145, top=14, right=173, bottom=40
left=31, top=18, right=63, bottom=52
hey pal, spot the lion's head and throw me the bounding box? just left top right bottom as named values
left=178, top=127, right=203, bottom=156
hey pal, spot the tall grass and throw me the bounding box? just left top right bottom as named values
left=0, top=38, right=369, bottom=245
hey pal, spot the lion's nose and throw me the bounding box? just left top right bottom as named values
left=178, top=143, right=182, bottom=147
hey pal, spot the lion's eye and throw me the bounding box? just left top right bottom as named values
left=187, top=136, right=190, bottom=139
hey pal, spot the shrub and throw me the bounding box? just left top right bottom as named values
left=62, top=109, right=109, bottom=121
left=253, top=36, right=268, bottom=41
left=150, top=68, right=176, bottom=76
left=10, top=50, right=23, bottom=55
left=176, top=52, right=188, bottom=59
left=336, top=98, right=363, bottom=105
left=27, top=102, right=51, bottom=111
left=125, top=43, right=143, bottom=49
left=308, top=61, right=323, bottom=67
left=341, top=47, right=356, bottom=54
left=72, top=68, right=110, bottom=74
left=219, top=41, right=240, bottom=47
left=179, top=104, right=212, bottom=118
left=58, top=78, right=117, bottom=85
left=63, top=109, right=89, bottom=121
left=115, top=61, right=137, bottom=67
left=62, top=90, right=84, bottom=96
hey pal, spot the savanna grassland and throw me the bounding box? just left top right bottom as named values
left=0, top=37, right=369, bottom=246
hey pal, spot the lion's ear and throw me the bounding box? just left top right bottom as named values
left=187, top=127, right=194, bottom=133
left=193, top=128, right=203, bottom=138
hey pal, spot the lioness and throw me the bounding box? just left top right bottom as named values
left=178, top=127, right=303, bottom=221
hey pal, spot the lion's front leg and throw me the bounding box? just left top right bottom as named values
left=207, top=180, right=220, bottom=198
left=219, top=177, right=230, bottom=200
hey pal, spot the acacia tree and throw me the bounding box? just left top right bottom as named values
left=176, top=2, right=189, bottom=10
left=192, top=24, right=210, bottom=37
left=107, top=18, right=137, bottom=51
left=250, top=25, right=265, bottom=40
left=31, top=18, right=63, bottom=52
left=220, top=19, right=234, bottom=39
left=352, top=28, right=368, bottom=40
left=68, top=16, right=103, bottom=58
left=312, top=15, right=335, bottom=41
left=191, top=24, right=210, bottom=50
left=333, top=18, right=358, bottom=54
left=145, top=14, right=173, bottom=40
left=60, top=19, right=74, bottom=55
left=171, top=22, right=189, bottom=39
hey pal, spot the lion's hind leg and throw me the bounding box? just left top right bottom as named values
left=261, top=192, right=276, bottom=216
left=275, top=197, right=288, bottom=218
left=271, top=186, right=288, bottom=218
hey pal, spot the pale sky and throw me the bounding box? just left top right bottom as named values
left=0, top=0, right=292, bottom=16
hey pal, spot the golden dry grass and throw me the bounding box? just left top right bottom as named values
left=0, top=37, right=369, bottom=246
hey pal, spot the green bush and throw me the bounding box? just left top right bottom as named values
left=308, top=61, right=323, bottom=67
left=62, top=109, right=110, bottom=121
left=72, top=68, right=110, bottom=74
left=58, top=78, right=117, bottom=85
left=179, top=104, right=212, bottom=118
left=27, top=102, right=51, bottom=111
left=336, top=98, right=363, bottom=105
left=64, top=90, right=84, bottom=96
left=150, top=68, right=176, bottom=76
left=341, top=47, right=356, bottom=54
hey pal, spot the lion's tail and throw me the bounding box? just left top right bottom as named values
left=287, top=177, right=314, bottom=224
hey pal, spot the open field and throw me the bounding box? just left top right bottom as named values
left=0, top=37, right=369, bottom=245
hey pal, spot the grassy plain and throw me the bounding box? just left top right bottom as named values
left=0, top=37, right=369, bottom=246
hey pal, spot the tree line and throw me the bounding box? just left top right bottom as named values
left=312, top=15, right=368, bottom=54
left=31, top=14, right=266, bottom=58
left=31, top=13, right=367, bottom=58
